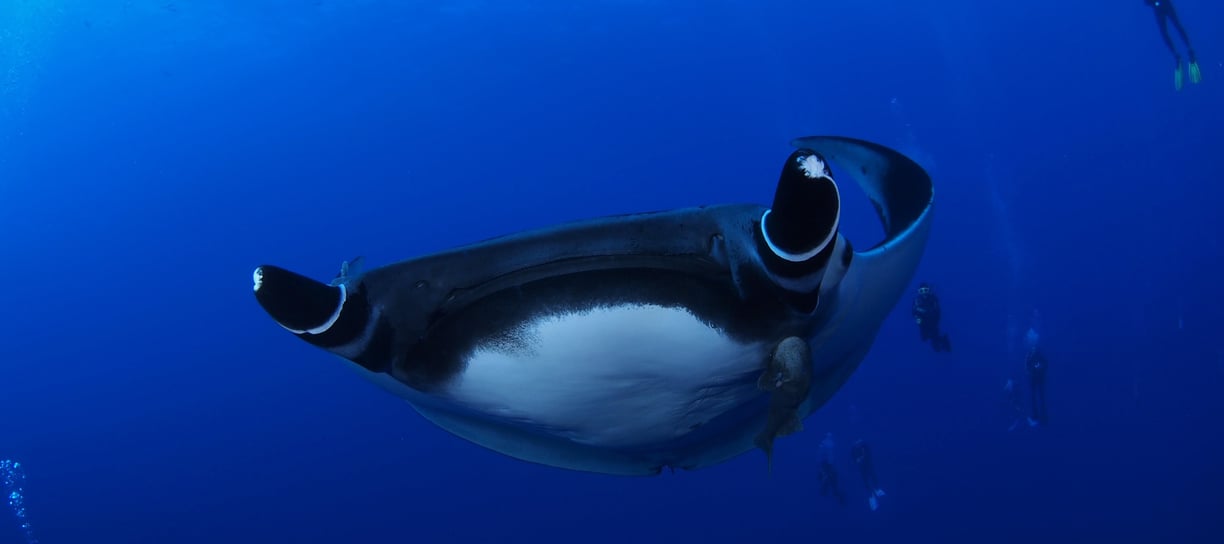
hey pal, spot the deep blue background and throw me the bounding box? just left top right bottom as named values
left=2, top=1, right=1222, bottom=542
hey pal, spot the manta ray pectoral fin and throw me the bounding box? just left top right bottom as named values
left=790, top=136, right=932, bottom=245
left=754, top=336, right=813, bottom=473
left=789, top=136, right=934, bottom=326
left=781, top=136, right=934, bottom=416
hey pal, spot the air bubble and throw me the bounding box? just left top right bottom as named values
left=1, top=459, right=38, bottom=544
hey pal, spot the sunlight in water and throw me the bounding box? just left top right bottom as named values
left=0, top=0, right=58, bottom=132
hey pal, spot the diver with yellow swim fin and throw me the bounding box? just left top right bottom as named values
left=1144, top=0, right=1201, bottom=90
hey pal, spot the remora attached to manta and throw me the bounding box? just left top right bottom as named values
left=253, top=136, right=934, bottom=476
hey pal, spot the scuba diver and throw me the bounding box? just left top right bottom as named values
left=851, top=439, right=886, bottom=511
left=1144, top=0, right=1201, bottom=90
left=1003, top=378, right=1026, bottom=431
left=912, top=283, right=951, bottom=352
left=1025, top=346, right=1049, bottom=426
left=816, top=433, right=846, bottom=507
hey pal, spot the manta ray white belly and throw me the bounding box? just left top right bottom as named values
left=442, top=304, right=769, bottom=449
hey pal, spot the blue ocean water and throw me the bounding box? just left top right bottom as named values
left=2, top=0, right=1221, bottom=542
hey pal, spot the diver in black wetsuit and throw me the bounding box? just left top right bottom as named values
left=1144, top=0, right=1201, bottom=89
left=851, top=439, right=885, bottom=511
left=1025, top=346, right=1049, bottom=426
left=911, top=283, right=951, bottom=352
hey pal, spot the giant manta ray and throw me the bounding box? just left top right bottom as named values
left=253, top=136, right=934, bottom=476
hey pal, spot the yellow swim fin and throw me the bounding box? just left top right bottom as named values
left=1189, top=61, right=1202, bottom=84
left=1175, top=64, right=1184, bottom=91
